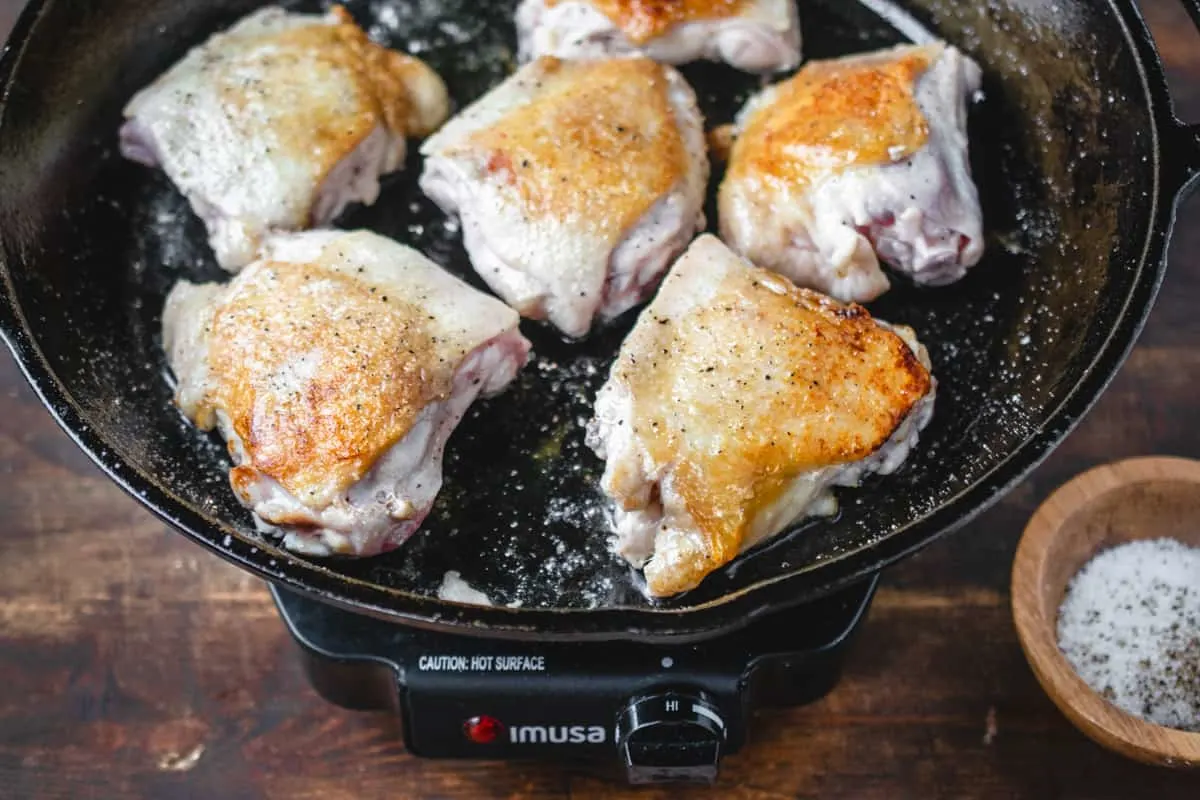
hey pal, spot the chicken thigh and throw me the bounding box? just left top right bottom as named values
left=586, top=235, right=935, bottom=597
left=719, top=43, right=984, bottom=303
left=515, top=0, right=801, bottom=73
left=420, top=56, right=708, bottom=338
left=163, top=230, right=531, bottom=557
left=121, top=6, right=449, bottom=271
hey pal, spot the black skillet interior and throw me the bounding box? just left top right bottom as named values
left=0, top=0, right=1191, bottom=637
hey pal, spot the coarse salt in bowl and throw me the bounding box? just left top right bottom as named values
left=1012, top=457, right=1200, bottom=767
left=1056, top=538, right=1200, bottom=732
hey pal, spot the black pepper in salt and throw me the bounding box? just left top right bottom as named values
left=1056, top=538, right=1200, bottom=732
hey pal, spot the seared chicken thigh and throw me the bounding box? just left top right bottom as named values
left=515, top=0, right=801, bottom=73
left=587, top=235, right=935, bottom=597
left=719, top=43, right=983, bottom=303
left=163, top=230, right=530, bottom=557
left=121, top=6, right=449, bottom=271
left=420, top=56, right=708, bottom=338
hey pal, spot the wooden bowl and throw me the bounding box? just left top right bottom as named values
left=1012, top=456, right=1200, bottom=767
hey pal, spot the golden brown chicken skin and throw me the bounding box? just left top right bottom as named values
left=719, top=43, right=985, bottom=303
left=552, top=0, right=748, bottom=44
left=121, top=6, right=449, bottom=270
left=588, top=235, right=936, bottom=597
left=206, top=261, right=449, bottom=509
left=163, top=230, right=530, bottom=557
left=516, top=0, right=801, bottom=74
left=726, top=47, right=934, bottom=190
left=463, top=57, right=689, bottom=238
left=420, top=56, right=708, bottom=338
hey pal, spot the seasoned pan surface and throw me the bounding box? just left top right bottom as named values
left=0, top=0, right=1194, bottom=639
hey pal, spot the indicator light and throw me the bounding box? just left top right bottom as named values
left=463, top=715, right=504, bottom=744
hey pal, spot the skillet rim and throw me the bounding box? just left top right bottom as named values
left=0, top=0, right=1192, bottom=642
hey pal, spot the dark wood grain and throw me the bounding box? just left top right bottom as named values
left=1, top=2, right=1200, bottom=798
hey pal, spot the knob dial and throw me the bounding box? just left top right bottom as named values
left=616, top=690, right=726, bottom=784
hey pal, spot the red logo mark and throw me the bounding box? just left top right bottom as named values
left=463, top=715, right=505, bottom=744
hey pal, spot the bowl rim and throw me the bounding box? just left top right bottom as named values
left=1011, top=455, right=1200, bottom=767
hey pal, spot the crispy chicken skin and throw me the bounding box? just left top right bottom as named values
left=162, top=230, right=530, bottom=557
left=719, top=43, right=984, bottom=303
left=420, top=56, right=708, bottom=338
left=121, top=6, right=449, bottom=271
left=515, top=0, right=801, bottom=73
left=586, top=235, right=935, bottom=597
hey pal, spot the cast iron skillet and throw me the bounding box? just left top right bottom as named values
left=0, top=0, right=1198, bottom=641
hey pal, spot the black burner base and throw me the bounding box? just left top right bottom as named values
left=272, top=576, right=878, bottom=785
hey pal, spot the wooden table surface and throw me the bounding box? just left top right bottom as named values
left=1, top=2, right=1199, bottom=798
